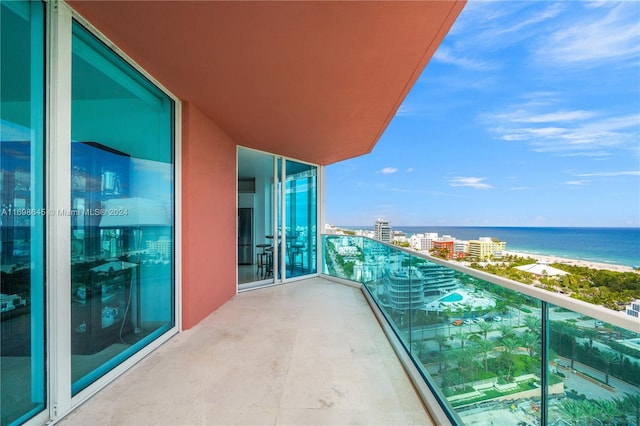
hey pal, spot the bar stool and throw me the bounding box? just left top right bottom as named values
left=263, top=247, right=273, bottom=279
left=290, top=243, right=305, bottom=273
left=256, top=243, right=270, bottom=277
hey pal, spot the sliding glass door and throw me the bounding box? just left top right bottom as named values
left=284, top=160, right=317, bottom=279
left=237, top=148, right=276, bottom=285
left=1, top=3, right=177, bottom=422
left=0, top=1, right=46, bottom=424
left=70, top=20, right=175, bottom=395
left=237, top=149, right=317, bottom=287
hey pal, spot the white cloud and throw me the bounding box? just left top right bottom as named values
left=406, top=168, right=414, bottom=173
left=577, top=171, right=640, bottom=177
left=479, top=2, right=565, bottom=40
left=449, top=177, right=493, bottom=190
left=433, top=46, right=497, bottom=71
left=534, top=3, right=640, bottom=67
left=557, top=151, right=612, bottom=158
left=375, top=183, right=410, bottom=193
left=449, top=2, right=562, bottom=48
left=395, top=104, right=416, bottom=117
left=484, top=100, right=640, bottom=155
left=380, top=167, right=398, bottom=174
left=492, top=109, right=597, bottom=124
left=432, top=3, right=565, bottom=73
left=563, top=180, right=590, bottom=186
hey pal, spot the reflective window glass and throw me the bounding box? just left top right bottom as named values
left=284, top=160, right=317, bottom=278
left=0, top=0, right=46, bottom=423
left=70, top=21, right=175, bottom=394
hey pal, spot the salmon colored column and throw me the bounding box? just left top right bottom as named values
left=181, top=102, right=237, bottom=329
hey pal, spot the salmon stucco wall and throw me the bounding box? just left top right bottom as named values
left=182, top=102, right=237, bottom=329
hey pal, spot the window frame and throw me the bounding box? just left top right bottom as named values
left=46, top=1, right=182, bottom=421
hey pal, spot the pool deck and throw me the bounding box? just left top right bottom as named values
left=425, top=288, right=495, bottom=312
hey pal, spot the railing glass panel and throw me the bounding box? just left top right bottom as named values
left=322, top=235, right=639, bottom=425
left=547, top=307, right=640, bottom=425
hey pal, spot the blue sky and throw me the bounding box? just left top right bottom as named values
left=326, top=1, right=640, bottom=228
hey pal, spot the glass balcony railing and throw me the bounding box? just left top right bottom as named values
left=322, top=235, right=640, bottom=426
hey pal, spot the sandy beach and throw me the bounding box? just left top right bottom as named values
left=503, top=250, right=637, bottom=274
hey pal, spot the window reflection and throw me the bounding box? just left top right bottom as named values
left=0, top=1, right=46, bottom=424
left=284, top=160, right=317, bottom=278
left=70, top=21, right=174, bottom=394
left=237, top=151, right=318, bottom=286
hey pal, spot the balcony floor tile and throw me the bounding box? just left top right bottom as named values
left=59, top=277, right=432, bottom=425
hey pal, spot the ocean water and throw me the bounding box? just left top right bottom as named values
left=340, top=226, right=640, bottom=268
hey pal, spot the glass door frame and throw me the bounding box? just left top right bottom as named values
left=0, top=1, right=47, bottom=424
left=237, top=147, right=322, bottom=291
left=46, top=2, right=182, bottom=422
left=278, top=156, right=321, bottom=283
left=281, top=158, right=318, bottom=280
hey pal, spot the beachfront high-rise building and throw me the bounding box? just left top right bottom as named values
left=409, top=233, right=438, bottom=251
left=454, top=240, right=468, bottom=259
left=468, top=237, right=507, bottom=260
left=418, top=262, right=457, bottom=297
left=374, top=218, right=391, bottom=243
left=419, top=232, right=438, bottom=251
left=409, top=233, right=423, bottom=250
left=392, top=230, right=407, bottom=244
left=432, top=237, right=455, bottom=259
left=384, top=266, right=426, bottom=311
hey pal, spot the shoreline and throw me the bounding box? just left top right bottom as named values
left=502, top=250, right=637, bottom=274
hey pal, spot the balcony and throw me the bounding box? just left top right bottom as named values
left=59, top=278, right=434, bottom=425
left=59, top=235, right=640, bottom=426
left=323, top=235, right=640, bottom=425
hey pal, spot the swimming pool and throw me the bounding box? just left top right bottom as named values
left=440, top=292, right=463, bottom=302
left=424, top=288, right=497, bottom=312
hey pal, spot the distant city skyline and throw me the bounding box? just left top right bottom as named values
left=326, top=1, right=640, bottom=228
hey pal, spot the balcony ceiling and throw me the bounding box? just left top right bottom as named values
left=67, top=1, right=465, bottom=165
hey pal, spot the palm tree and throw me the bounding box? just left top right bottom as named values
left=523, top=314, right=541, bottom=334
left=475, top=339, right=495, bottom=372
left=583, top=328, right=598, bottom=350
left=443, top=307, right=453, bottom=322
left=451, top=348, right=476, bottom=388
left=494, top=299, right=509, bottom=315
left=498, top=337, right=519, bottom=381
left=477, top=320, right=493, bottom=341
left=619, top=392, right=640, bottom=426
left=435, top=333, right=448, bottom=352
left=554, top=321, right=580, bottom=370
left=453, top=329, right=468, bottom=349
left=558, top=400, right=583, bottom=426
left=411, top=341, right=428, bottom=363
left=464, top=345, right=479, bottom=380
left=435, top=333, right=449, bottom=371
left=519, top=331, right=540, bottom=357
left=600, top=350, right=620, bottom=386
left=580, top=400, right=600, bottom=426
left=596, top=399, right=619, bottom=425
left=500, top=336, right=519, bottom=351
left=498, top=323, right=516, bottom=340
